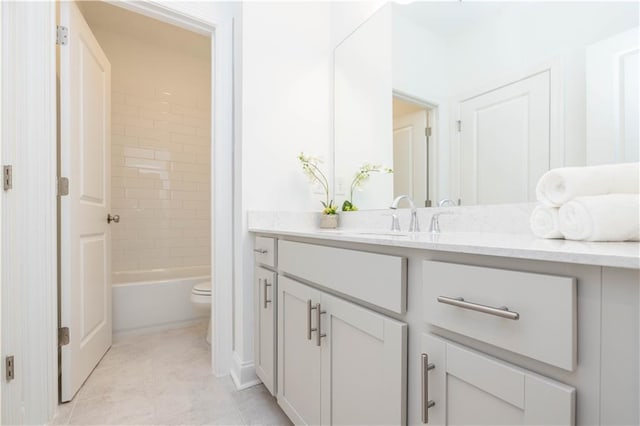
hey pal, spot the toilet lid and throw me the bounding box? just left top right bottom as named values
left=192, top=280, right=211, bottom=295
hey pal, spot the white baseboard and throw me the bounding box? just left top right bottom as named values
left=230, top=352, right=261, bottom=390
left=113, top=319, right=206, bottom=341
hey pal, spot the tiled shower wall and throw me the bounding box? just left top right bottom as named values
left=91, top=25, right=211, bottom=273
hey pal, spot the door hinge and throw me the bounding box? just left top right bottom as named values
left=5, top=356, right=14, bottom=381
left=59, top=327, right=70, bottom=346
left=3, top=165, right=12, bottom=191
left=456, top=120, right=462, bottom=132
left=56, top=25, right=68, bottom=46
left=425, top=127, right=432, bottom=137
left=58, top=177, right=69, bottom=196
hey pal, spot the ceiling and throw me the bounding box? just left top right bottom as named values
left=77, top=1, right=210, bottom=60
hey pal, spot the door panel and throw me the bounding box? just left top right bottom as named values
left=255, top=267, right=276, bottom=395
left=60, top=1, right=112, bottom=402
left=458, top=71, right=550, bottom=205
left=277, top=277, right=322, bottom=425
left=422, top=334, right=575, bottom=426
left=321, top=292, right=407, bottom=426
left=586, top=27, right=639, bottom=164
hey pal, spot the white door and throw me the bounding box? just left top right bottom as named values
left=458, top=71, right=550, bottom=205
left=586, top=27, right=639, bottom=165
left=59, top=1, right=112, bottom=402
left=393, top=108, right=429, bottom=206
left=254, top=267, right=276, bottom=395
left=320, top=292, right=407, bottom=426
left=277, top=277, right=322, bottom=425
left=422, top=334, right=575, bottom=425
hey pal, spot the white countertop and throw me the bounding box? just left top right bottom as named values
left=249, top=227, right=640, bottom=269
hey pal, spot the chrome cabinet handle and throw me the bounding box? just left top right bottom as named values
left=437, top=296, right=520, bottom=320
left=421, top=353, right=436, bottom=424
left=107, top=214, right=120, bottom=224
left=307, top=300, right=317, bottom=340
left=315, top=303, right=326, bottom=347
left=253, top=248, right=268, bottom=254
left=263, top=279, right=272, bottom=309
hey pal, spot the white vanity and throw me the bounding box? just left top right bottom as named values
left=250, top=213, right=639, bottom=426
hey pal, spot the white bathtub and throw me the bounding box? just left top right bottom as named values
left=112, top=266, right=211, bottom=337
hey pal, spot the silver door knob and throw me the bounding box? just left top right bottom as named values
left=107, top=214, right=120, bottom=224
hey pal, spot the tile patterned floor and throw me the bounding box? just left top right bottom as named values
left=52, top=323, right=291, bottom=426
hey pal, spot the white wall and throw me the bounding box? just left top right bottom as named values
left=88, top=21, right=212, bottom=275
left=234, top=1, right=333, bottom=387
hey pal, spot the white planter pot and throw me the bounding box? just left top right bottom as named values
left=319, top=214, right=339, bottom=229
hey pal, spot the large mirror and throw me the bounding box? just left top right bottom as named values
left=334, top=1, right=639, bottom=209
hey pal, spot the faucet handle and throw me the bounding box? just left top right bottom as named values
left=409, top=210, right=420, bottom=233
left=429, top=211, right=453, bottom=234
left=390, top=213, right=401, bottom=232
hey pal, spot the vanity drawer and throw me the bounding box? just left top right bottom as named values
left=254, top=236, right=276, bottom=267
left=279, top=240, right=406, bottom=314
left=423, top=260, right=576, bottom=371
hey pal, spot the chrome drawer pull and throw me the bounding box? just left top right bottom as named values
left=437, top=296, right=520, bottom=320
left=263, top=279, right=272, bottom=309
left=315, top=303, right=326, bottom=347
left=421, top=353, right=435, bottom=423
left=253, top=248, right=268, bottom=254
left=307, top=300, right=317, bottom=340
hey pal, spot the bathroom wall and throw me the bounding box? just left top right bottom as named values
left=88, top=13, right=212, bottom=274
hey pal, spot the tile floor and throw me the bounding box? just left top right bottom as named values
left=52, top=323, right=291, bottom=425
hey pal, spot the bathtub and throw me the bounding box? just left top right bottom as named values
left=112, top=266, right=211, bottom=337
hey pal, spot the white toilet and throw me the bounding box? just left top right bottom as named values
left=191, top=280, right=212, bottom=344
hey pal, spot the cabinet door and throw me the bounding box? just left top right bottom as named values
left=277, top=276, right=323, bottom=425
left=422, top=334, right=575, bottom=425
left=321, top=293, right=407, bottom=425
left=254, top=267, right=276, bottom=395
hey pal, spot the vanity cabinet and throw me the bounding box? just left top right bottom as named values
left=254, top=236, right=278, bottom=395
left=277, top=275, right=407, bottom=425
left=421, top=334, right=575, bottom=425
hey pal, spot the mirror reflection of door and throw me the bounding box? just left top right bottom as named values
left=457, top=70, right=551, bottom=206
left=392, top=96, right=433, bottom=207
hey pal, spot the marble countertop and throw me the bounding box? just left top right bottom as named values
left=248, top=227, right=640, bottom=269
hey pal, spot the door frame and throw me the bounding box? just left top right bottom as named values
left=1, top=0, right=234, bottom=422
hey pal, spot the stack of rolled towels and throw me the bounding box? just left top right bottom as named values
left=530, top=162, right=640, bottom=241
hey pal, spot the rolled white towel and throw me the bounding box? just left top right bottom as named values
left=536, top=162, right=639, bottom=207
left=558, top=194, right=640, bottom=241
left=530, top=206, right=563, bottom=239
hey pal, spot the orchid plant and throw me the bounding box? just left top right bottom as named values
left=298, top=153, right=338, bottom=215
left=342, top=163, right=393, bottom=211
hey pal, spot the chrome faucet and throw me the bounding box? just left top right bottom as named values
left=390, top=195, right=420, bottom=232
left=438, top=198, right=458, bottom=207
left=429, top=212, right=452, bottom=234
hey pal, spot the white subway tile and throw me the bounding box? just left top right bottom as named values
left=125, top=126, right=170, bottom=142
left=182, top=200, right=209, bottom=210
left=112, top=167, right=140, bottom=178
left=112, top=198, right=139, bottom=209
left=181, top=172, right=209, bottom=183
left=112, top=134, right=138, bottom=147
left=140, top=110, right=183, bottom=124
left=171, top=103, right=209, bottom=120
left=125, top=188, right=170, bottom=200
left=170, top=133, right=209, bottom=146
left=138, top=199, right=183, bottom=209
left=124, top=147, right=155, bottom=160
left=170, top=162, right=208, bottom=174
left=170, top=190, right=208, bottom=201
left=125, top=157, right=168, bottom=170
